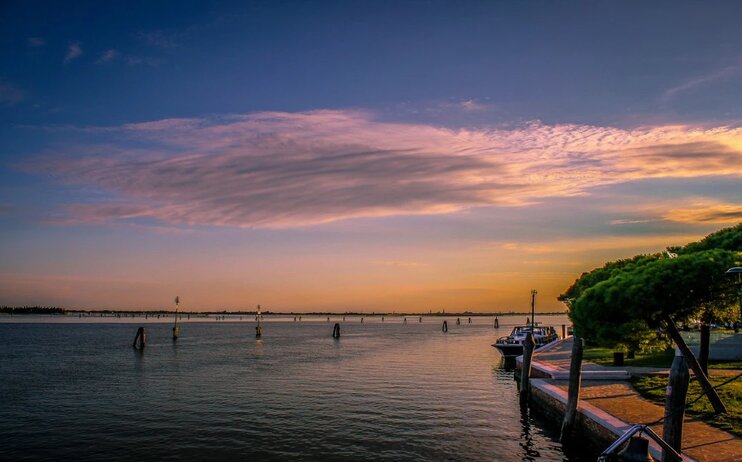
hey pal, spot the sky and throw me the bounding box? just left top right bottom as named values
left=1, top=1, right=741, bottom=312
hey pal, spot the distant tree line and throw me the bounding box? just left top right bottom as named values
left=1, top=306, right=67, bottom=314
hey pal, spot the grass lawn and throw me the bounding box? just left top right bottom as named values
left=583, top=346, right=675, bottom=367
left=709, top=360, right=742, bottom=370
left=632, top=374, right=742, bottom=437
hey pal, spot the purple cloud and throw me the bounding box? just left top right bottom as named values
left=24, top=110, right=742, bottom=228
left=64, top=41, right=82, bottom=63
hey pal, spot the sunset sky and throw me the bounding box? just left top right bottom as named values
left=1, top=1, right=741, bottom=311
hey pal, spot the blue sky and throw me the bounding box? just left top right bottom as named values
left=1, top=1, right=741, bottom=310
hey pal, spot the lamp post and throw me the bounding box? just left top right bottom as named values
left=726, top=267, right=742, bottom=332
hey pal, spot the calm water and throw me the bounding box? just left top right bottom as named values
left=0, top=315, right=586, bottom=461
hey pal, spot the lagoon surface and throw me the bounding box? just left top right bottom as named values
left=0, top=315, right=587, bottom=461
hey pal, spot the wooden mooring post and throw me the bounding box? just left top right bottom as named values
left=662, top=350, right=689, bottom=462
left=172, top=296, right=180, bottom=341
left=255, top=304, right=262, bottom=339
left=560, top=336, right=584, bottom=442
left=442, top=320, right=448, bottom=332
left=132, top=327, right=146, bottom=349
left=494, top=316, right=499, bottom=328
left=332, top=323, right=340, bottom=339
left=519, top=333, right=536, bottom=404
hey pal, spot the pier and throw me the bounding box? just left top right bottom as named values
left=519, top=337, right=742, bottom=462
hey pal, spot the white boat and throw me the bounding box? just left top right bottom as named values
left=493, top=324, right=558, bottom=357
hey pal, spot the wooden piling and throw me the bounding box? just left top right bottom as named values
left=419, top=316, right=422, bottom=323
left=456, top=317, right=461, bottom=325
left=256, top=304, right=262, bottom=339
left=494, top=317, right=499, bottom=328
left=519, top=333, right=536, bottom=404
left=560, top=336, right=584, bottom=442
left=662, top=350, right=689, bottom=462
left=132, top=327, right=146, bottom=349
left=561, top=324, right=566, bottom=339
left=172, top=296, right=180, bottom=341
left=332, top=323, right=340, bottom=339
left=442, top=320, right=448, bottom=332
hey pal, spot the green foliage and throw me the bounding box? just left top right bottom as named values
left=677, top=223, right=742, bottom=254
left=559, top=254, right=661, bottom=301
left=563, top=223, right=742, bottom=351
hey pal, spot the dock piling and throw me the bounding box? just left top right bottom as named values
left=256, top=304, right=262, bottom=339
left=172, top=296, right=180, bottom=341
left=442, top=320, right=448, bottom=332
left=494, top=317, right=499, bottom=328
left=332, top=323, right=340, bottom=339
left=519, top=333, right=536, bottom=404
left=132, top=327, right=146, bottom=349
left=560, top=336, right=584, bottom=442
left=662, top=351, right=689, bottom=462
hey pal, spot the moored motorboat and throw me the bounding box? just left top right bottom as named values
left=493, top=324, right=558, bottom=357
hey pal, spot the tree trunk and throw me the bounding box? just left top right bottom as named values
left=662, top=315, right=726, bottom=414
left=560, top=336, right=584, bottom=443
left=699, top=323, right=710, bottom=375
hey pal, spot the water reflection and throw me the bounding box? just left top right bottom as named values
left=0, top=316, right=583, bottom=461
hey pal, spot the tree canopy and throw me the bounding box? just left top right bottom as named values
left=562, top=225, right=742, bottom=350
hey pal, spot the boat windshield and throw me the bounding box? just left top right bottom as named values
left=510, top=326, right=550, bottom=336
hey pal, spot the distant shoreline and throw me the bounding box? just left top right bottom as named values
left=1, top=306, right=567, bottom=317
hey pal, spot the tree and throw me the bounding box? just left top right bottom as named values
left=674, top=223, right=742, bottom=254
left=561, top=224, right=742, bottom=414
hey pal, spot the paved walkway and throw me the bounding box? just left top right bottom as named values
left=533, top=338, right=742, bottom=462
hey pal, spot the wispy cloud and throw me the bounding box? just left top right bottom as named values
left=662, top=201, right=742, bottom=224
left=136, top=30, right=180, bottom=49
left=662, top=62, right=742, bottom=102
left=24, top=110, right=742, bottom=228
left=64, top=41, right=82, bottom=63
left=0, top=81, right=24, bottom=106
left=27, top=37, right=45, bottom=47
left=609, top=218, right=655, bottom=225
left=497, top=233, right=703, bottom=255
left=96, top=49, right=157, bottom=66
left=97, top=49, right=120, bottom=63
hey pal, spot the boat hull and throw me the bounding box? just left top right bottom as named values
left=493, top=337, right=558, bottom=357
left=493, top=343, right=525, bottom=357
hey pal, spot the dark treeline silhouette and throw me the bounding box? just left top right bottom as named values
left=1, top=306, right=66, bottom=314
